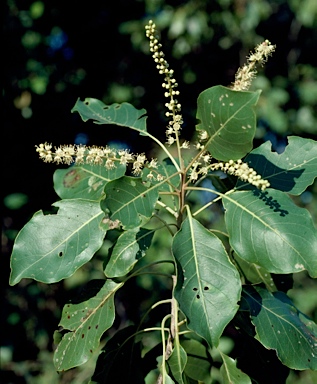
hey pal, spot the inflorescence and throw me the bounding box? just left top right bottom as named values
left=145, top=20, right=186, bottom=148
left=232, top=40, right=276, bottom=91
left=35, top=143, right=163, bottom=181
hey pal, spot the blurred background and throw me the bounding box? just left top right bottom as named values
left=2, top=0, right=317, bottom=383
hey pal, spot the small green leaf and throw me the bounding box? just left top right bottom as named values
left=102, top=176, right=159, bottom=229
left=10, top=199, right=107, bottom=285
left=54, top=279, right=122, bottom=371
left=233, top=253, right=277, bottom=291
left=173, top=215, right=241, bottom=347
left=168, top=340, right=187, bottom=384
left=219, top=351, right=252, bottom=384
left=104, top=227, right=154, bottom=278
left=196, top=85, right=260, bottom=161
left=54, top=163, right=126, bottom=200
left=71, top=98, right=147, bottom=135
left=238, top=136, right=317, bottom=195
left=242, top=285, right=317, bottom=370
left=223, top=189, right=317, bottom=277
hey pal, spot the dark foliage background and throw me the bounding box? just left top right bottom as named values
left=2, top=0, right=317, bottom=383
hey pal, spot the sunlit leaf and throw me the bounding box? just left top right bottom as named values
left=238, top=136, right=317, bottom=195
left=10, top=199, right=107, bottom=285
left=173, top=215, right=241, bottom=347
left=71, top=98, right=147, bottom=135
left=223, top=189, right=317, bottom=277
left=196, top=85, right=260, bottom=161
left=242, top=285, right=317, bottom=370
left=54, top=163, right=126, bottom=200
left=219, top=351, right=252, bottom=384
left=102, top=176, right=159, bottom=229
left=104, top=227, right=154, bottom=277
left=54, top=279, right=123, bottom=371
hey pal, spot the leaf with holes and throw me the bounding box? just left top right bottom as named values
left=54, top=279, right=123, bottom=371
left=9, top=199, right=107, bottom=285
left=196, top=85, right=260, bottom=161
left=219, top=351, right=252, bottom=384
left=223, top=189, right=317, bottom=277
left=72, top=98, right=147, bottom=135
left=242, top=285, right=317, bottom=370
left=172, top=215, right=241, bottom=347
left=102, top=176, right=159, bottom=229
left=237, top=136, right=317, bottom=195
left=104, top=227, right=154, bottom=278
left=54, top=163, right=126, bottom=200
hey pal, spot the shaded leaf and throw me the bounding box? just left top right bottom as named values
left=54, top=163, right=126, bottom=200
left=91, top=325, right=145, bottom=383
left=242, top=285, right=317, bottom=370
left=196, top=85, right=260, bottom=161
left=72, top=98, right=147, bottom=135
left=54, top=279, right=123, bottom=371
left=173, top=215, right=241, bottom=347
left=238, top=136, right=317, bottom=195
left=233, top=253, right=277, bottom=291
left=219, top=351, right=252, bottom=384
left=102, top=176, right=159, bottom=229
left=104, top=227, right=154, bottom=278
left=181, top=338, right=213, bottom=383
left=10, top=199, right=107, bottom=285
left=223, top=189, right=317, bottom=277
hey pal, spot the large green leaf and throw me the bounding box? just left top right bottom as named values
left=10, top=199, right=107, bottom=285
left=196, top=85, right=260, bottom=161
left=71, top=98, right=147, bottom=135
left=54, top=279, right=122, bottom=371
left=102, top=176, right=159, bottom=229
left=54, top=163, right=126, bottom=200
left=219, top=351, right=252, bottom=384
left=104, top=227, right=154, bottom=278
left=223, top=189, right=317, bottom=277
left=172, top=215, right=241, bottom=347
left=238, top=136, right=317, bottom=195
left=242, top=285, right=317, bottom=370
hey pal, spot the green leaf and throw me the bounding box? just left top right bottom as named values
left=71, top=98, right=147, bottom=135
left=54, top=279, right=122, bottom=371
left=181, top=338, right=213, bottom=383
left=172, top=215, right=241, bottom=347
left=10, top=199, right=107, bottom=285
left=233, top=253, right=277, bottom=291
left=102, top=176, right=159, bottom=229
left=168, top=339, right=187, bottom=384
left=196, top=86, right=260, bottom=161
left=54, top=163, right=126, bottom=200
left=238, top=136, right=317, bottom=195
left=104, top=227, right=154, bottom=278
left=219, top=351, right=252, bottom=384
left=242, top=285, right=317, bottom=370
left=142, top=158, right=180, bottom=192
left=223, top=189, right=317, bottom=277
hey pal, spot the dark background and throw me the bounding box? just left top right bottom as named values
left=2, top=1, right=317, bottom=383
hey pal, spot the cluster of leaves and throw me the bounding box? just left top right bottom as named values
left=9, top=22, right=317, bottom=384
